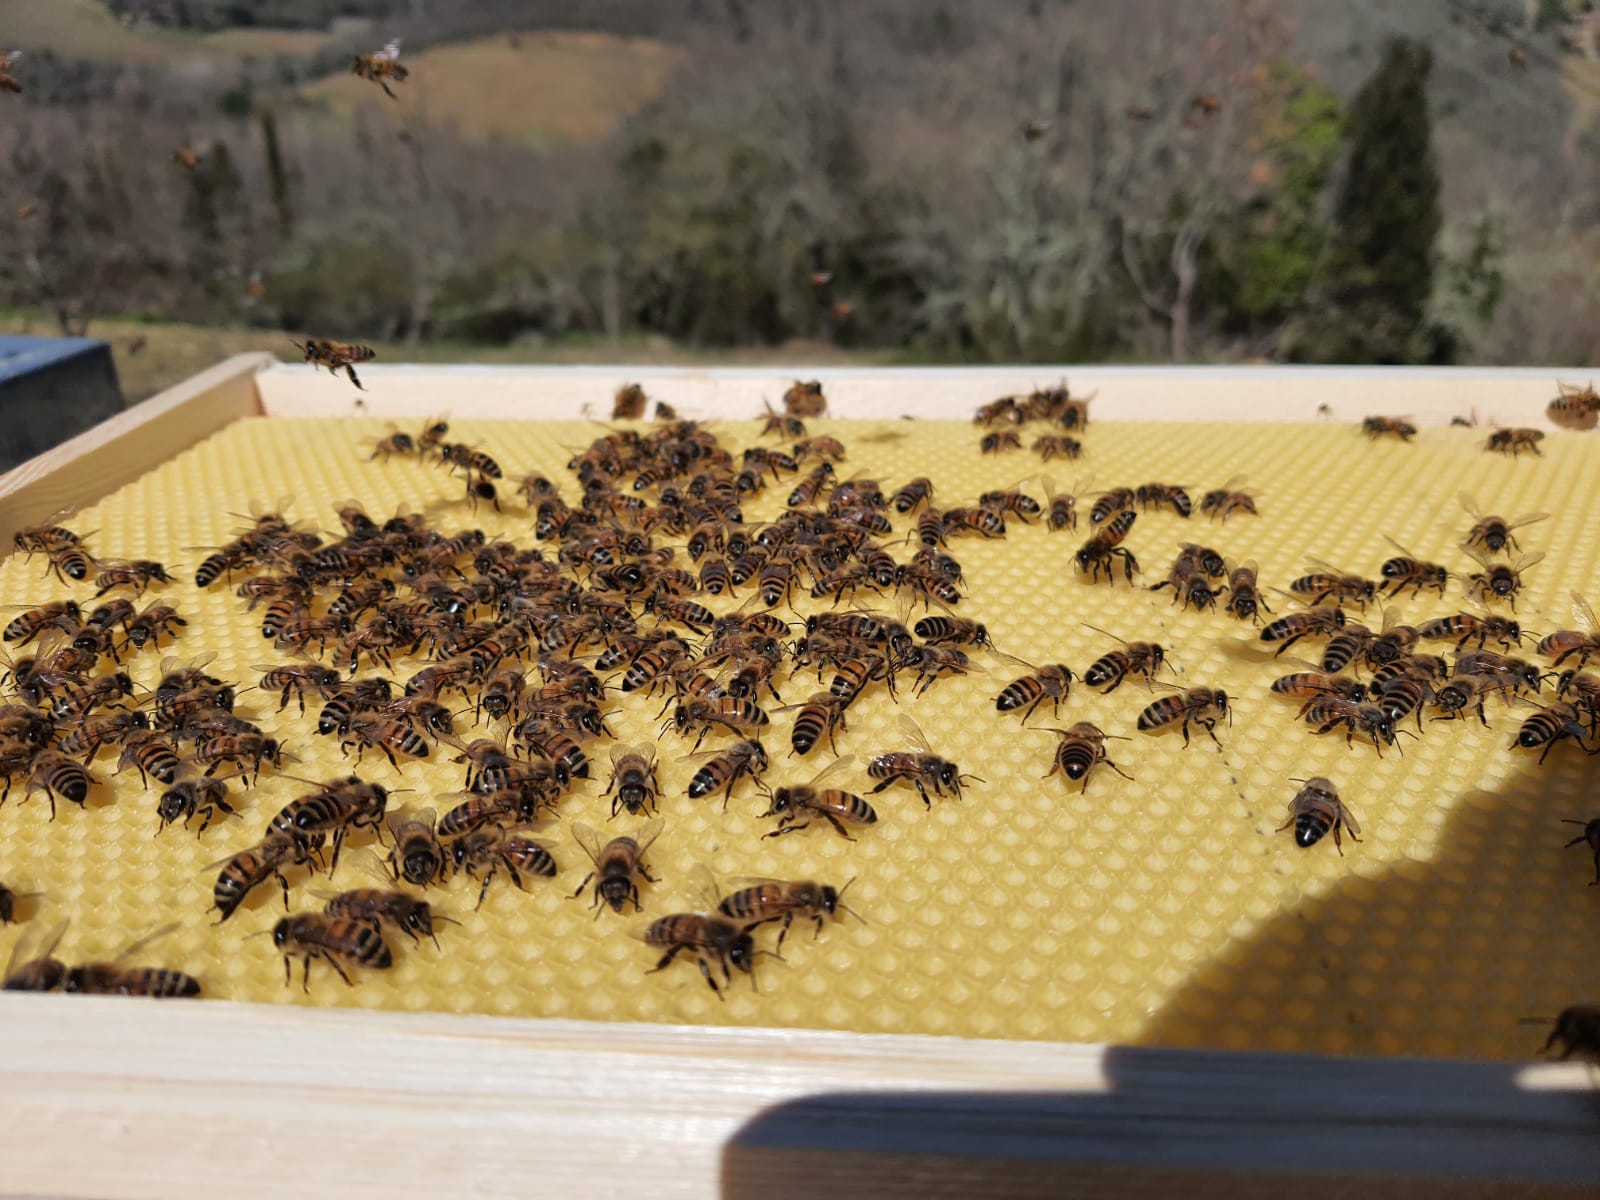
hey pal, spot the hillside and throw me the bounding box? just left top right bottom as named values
left=2, top=0, right=333, bottom=64
left=296, top=30, right=681, bottom=145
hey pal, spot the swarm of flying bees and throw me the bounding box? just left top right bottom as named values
left=1, top=380, right=1595, bottom=1060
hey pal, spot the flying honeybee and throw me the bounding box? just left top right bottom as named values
left=612, top=383, right=648, bottom=419
left=1278, top=777, right=1360, bottom=854
left=350, top=38, right=409, bottom=100
left=570, top=818, right=663, bottom=916
left=290, top=338, right=376, bottom=390
left=1038, top=722, right=1131, bottom=792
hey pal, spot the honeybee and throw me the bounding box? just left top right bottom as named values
left=1290, top=560, right=1375, bottom=609
left=784, top=379, right=827, bottom=417
left=663, top=696, right=769, bottom=752
left=1459, top=494, right=1548, bottom=557
left=571, top=818, right=663, bottom=915
left=290, top=338, right=376, bottom=390
left=350, top=37, right=409, bottom=99
left=368, top=427, right=415, bottom=460
left=1465, top=547, right=1543, bottom=610
left=1260, top=607, right=1347, bottom=656
left=993, top=655, right=1073, bottom=722
left=613, top=383, right=648, bottom=419
left=436, top=781, right=552, bottom=840
left=2, top=919, right=68, bottom=993
left=760, top=399, right=807, bottom=439
left=62, top=924, right=201, bottom=998
left=272, top=913, right=392, bottom=991
left=1538, top=593, right=1600, bottom=668
left=317, top=853, right=449, bottom=948
left=1199, top=476, right=1257, bottom=521
left=1082, top=625, right=1168, bottom=692
left=603, top=743, right=660, bottom=818
left=3, top=600, right=81, bottom=646
left=121, top=602, right=186, bottom=651
left=1429, top=671, right=1502, bottom=726
left=780, top=689, right=848, bottom=757
left=912, top=615, right=992, bottom=649
left=1136, top=685, right=1230, bottom=747
left=57, top=708, right=148, bottom=762
left=1378, top=537, right=1448, bottom=598
left=449, top=830, right=557, bottom=910
left=1135, top=482, right=1193, bottom=518
left=267, top=775, right=389, bottom=867
left=44, top=544, right=97, bottom=584
left=1075, top=510, right=1139, bottom=583
left=385, top=807, right=446, bottom=887
left=0, top=878, right=38, bottom=925
left=1090, top=487, right=1137, bottom=525
left=1362, top=608, right=1420, bottom=669
left=1456, top=650, right=1546, bottom=697
left=760, top=755, right=875, bottom=840
left=208, top=832, right=326, bottom=922
left=1278, top=777, right=1360, bottom=854
left=1362, top=416, right=1416, bottom=441
left=1032, top=435, right=1082, bottom=461
left=1223, top=561, right=1270, bottom=624
left=195, top=732, right=282, bottom=784
left=92, top=559, right=172, bottom=597
left=1038, top=722, right=1132, bottom=792
left=1418, top=603, right=1522, bottom=651
left=115, top=728, right=182, bottom=787
left=1300, top=697, right=1403, bottom=754
left=257, top=661, right=343, bottom=714
left=1041, top=476, right=1081, bottom=532
left=717, top=875, right=860, bottom=952
left=1485, top=427, right=1544, bottom=456
left=12, top=507, right=86, bottom=556
left=1270, top=659, right=1367, bottom=703
left=640, top=911, right=761, bottom=996
left=1539, top=1006, right=1600, bottom=1062
left=24, top=750, right=94, bottom=818
left=1560, top=817, right=1600, bottom=885
left=1150, top=554, right=1220, bottom=612
left=1509, top=701, right=1591, bottom=764
left=1548, top=380, right=1600, bottom=431
left=157, top=775, right=238, bottom=834
left=866, top=715, right=982, bottom=807
left=889, top=477, right=934, bottom=514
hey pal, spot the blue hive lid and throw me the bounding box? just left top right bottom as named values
left=0, top=335, right=111, bottom=384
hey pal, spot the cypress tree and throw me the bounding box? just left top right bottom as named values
left=1303, top=37, right=1445, bottom=363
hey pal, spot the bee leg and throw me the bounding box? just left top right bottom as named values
left=282, top=954, right=293, bottom=988
left=822, top=813, right=857, bottom=841
left=570, top=871, right=596, bottom=901
left=1202, top=719, right=1222, bottom=747
left=697, top=955, right=724, bottom=997
left=475, top=869, right=495, bottom=911
left=325, top=953, right=356, bottom=988
left=647, top=945, right=686, bottom=974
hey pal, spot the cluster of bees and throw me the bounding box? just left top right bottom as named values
left=973, top=384, right=1090, bottom=461
left=2, top=377, right=1597, bottom=1059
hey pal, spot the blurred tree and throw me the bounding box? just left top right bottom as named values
left=1296, top=37, right=1446, bottom=363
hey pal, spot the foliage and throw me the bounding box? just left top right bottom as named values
left=1295, top=37, right=1446, bottom=363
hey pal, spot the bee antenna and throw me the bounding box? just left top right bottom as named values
left=1560, top=818, right=1590, bottom=827
left=243, top=929, right=275, bottom=941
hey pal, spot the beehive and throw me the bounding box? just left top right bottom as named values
left=1, top=401, right=1594, bottom=1062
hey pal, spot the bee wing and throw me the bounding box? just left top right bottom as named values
left=1340, top=804, right=1361, bottom=836
left=628, top=816, right=666, bottom=857
left=349, top=849, right=397, bottom=889
left=1080, top=622, right=1127, bottom=646
left=1216, top=474, right=1248, bottom=492
left=897, top=714, right=933, bottom=753
left=1462, top=543, right=1494, bottom=570
left=571, top=821, right=608, bottom=867
left=1572, top=593, right=1598, bottom=635
left=107, top=921, right=181, bottom=965
left=375, top=39, right=402, bottom=61
left=988, top=649, right=1040, bottom=674
left=1276, top=655, right=1329, bottom=674
left=1512, top=551, right=1546, bottom=573
left=4, top=916, right=67, bottom=979
left=1380, top=607, right=1405, bottom=634
left=688, top=862, right=725, bottom=913
left=1506, top=512, right=1551, bottom=531
left=805, top=753, right=857, bottom=789
left=1457, top=492, right=1485, bottom=520
left=1304, top=557, right=1354, bottom=578
left=1040, top=473, right=1059, bottom=501
left=1381, top=534, right=1421, bottom=559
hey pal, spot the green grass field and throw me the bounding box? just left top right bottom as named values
left=0, top=314, right=888, bottom=405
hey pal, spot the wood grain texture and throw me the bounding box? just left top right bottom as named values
left=256, top=363, right=1569, bottom=426
left=0, top=351, right=270, bottom=554
left=0, top=995, right=1594, bottom=1200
